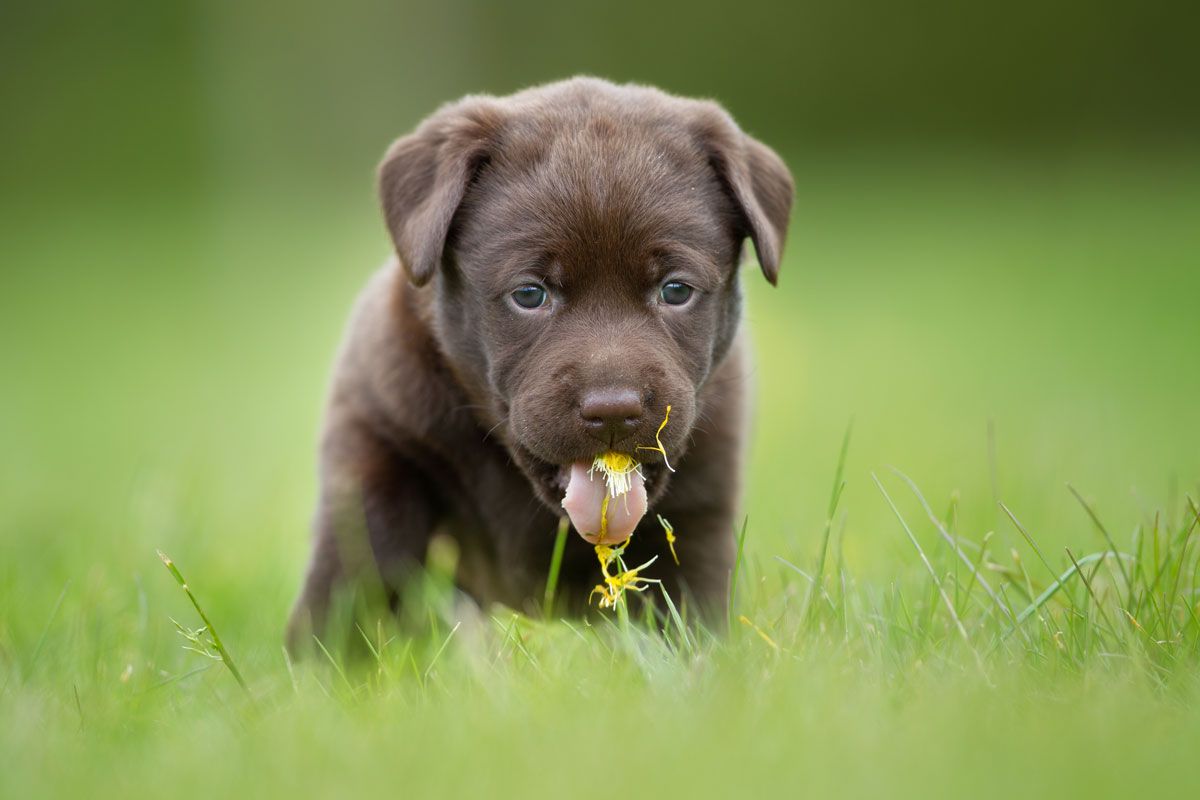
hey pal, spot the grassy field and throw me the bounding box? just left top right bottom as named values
left=2, top=149, right=1200, bottom=798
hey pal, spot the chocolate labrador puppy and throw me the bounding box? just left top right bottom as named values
left=288, top=77, right=792, bottom=649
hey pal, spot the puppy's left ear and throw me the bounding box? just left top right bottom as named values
left=378, top=97, right=505, bottom=287
left=694, top=107, right=795, bottom=285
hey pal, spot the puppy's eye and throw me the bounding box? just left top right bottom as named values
left=511, top=284, right=548, bottom=310
left=659, top=281, right=694, bottom=306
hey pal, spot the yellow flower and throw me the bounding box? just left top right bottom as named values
left=589, top=535, right=661, bottom=610
left=657, top=514, right=679, bottom=565
left=589, top=451, right=640, bottom=498
left=636, top=404, right=676, bottom=472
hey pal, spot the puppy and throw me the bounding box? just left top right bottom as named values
left=288, top=77, right=793, bottom=648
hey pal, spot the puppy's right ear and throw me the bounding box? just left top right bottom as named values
left=378, top=98, right=505, bottom=287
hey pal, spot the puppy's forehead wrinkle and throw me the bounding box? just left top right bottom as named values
left=464, top=160, right=732, bottom=287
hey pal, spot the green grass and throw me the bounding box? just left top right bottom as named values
left=2, top=149, right=1200, bottom=798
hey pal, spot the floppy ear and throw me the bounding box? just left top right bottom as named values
left=694, top=108, right=795, bottom=285
left=378, top=97, right=505, bottom=287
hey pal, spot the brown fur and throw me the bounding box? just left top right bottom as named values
left=288, top=78, right=793, bottom=650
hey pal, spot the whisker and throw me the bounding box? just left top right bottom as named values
left=482, top=416, right=510, bottom=442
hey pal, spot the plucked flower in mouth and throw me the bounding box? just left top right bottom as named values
left=589, top=451, right=641, bottom=499
left=556, top=406, right=682, bottom=611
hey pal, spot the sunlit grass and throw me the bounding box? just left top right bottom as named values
left=5, top=458, right=1200, bottom=797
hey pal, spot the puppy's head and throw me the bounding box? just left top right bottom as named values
left=378, top=78, right=793, bottom=520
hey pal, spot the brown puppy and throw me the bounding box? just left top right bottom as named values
left=288, top=77, right=793, bottom=648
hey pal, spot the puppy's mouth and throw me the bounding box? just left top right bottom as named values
left=511, top=443, right=671, bottom=543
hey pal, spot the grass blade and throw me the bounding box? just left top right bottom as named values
left=808, top=422, right=852, bottom=622
left=157, top=551, right=248, bottom=693
left=1068, top=484, right=1132, bottom=595
left=423, top=621, right=462, bottom=684
left=1064, top=547, right=1119, bottom=644
left=727, top=516, right=750, bottom=632
left=1002, top=551, right=1133, bottom=639
left=543, top=517, right=570, bottom=618
left=15, top=580, right=70, bottom=689
left=892, top=468, right=1015, bottom=624
left=657, top=584, right=694, bottom=653
left=873, top=474, right=978, bottom=661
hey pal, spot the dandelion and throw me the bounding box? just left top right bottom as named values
left=590, top=536, right=661, bottom=609
left=589, top=451, right=641, bottom=499
left=636, top=404, right=675, bottom=472
left=657, top=514, right=679, bottom=565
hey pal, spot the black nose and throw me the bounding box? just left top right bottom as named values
left=579, top=387, right=644, bottom=444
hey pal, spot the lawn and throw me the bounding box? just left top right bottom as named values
left=2, top=148, right=1199, bottom=798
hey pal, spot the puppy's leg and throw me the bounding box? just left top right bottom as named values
left=287, top=422, right=439, bottom=654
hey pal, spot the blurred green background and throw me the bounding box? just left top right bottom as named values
left=2, top=0, right=1199, bottom=642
